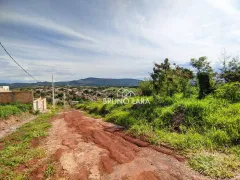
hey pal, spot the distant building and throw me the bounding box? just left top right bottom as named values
left=0, top=86, right=10, bottom=92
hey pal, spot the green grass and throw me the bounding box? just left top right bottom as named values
left=76, top=94, right=240, bottom=178
left=0, top=103, right=32, bottom=119
left=0, top=111, right=56, bottom=179
left=189, top=152, right=240, bottom=178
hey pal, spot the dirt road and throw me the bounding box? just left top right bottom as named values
left=44, top=110, right=209, bottom=180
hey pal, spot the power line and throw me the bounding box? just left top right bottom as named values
left=0, top=42, right=38, bottom=82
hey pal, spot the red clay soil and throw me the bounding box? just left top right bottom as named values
left=45, top=110, right=210, bottom=180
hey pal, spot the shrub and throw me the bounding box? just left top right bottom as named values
left=158, top=107, right=174, bottom=127
left=215, top=82, right=240, bottom=102
left=170, top=100, right=207, bottom=130
left=206, top=103, right=240, bottom=144
left=0, top=103, right=32, bottom=119
left=14, top=103, right=32, bottom=111
left=206, top=129, right=231, bottom=146
left=105, top=110, right=135, bottom=127
left=155, top=96, right=175, bottom=106
left=139, top=80, right=153, bottom=96
left=0, top=106, right=21, bottom=119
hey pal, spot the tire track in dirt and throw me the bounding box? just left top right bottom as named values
left=46, top=110, right=210, bottom=180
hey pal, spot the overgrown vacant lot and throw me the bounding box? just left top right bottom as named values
left=0, top=103, right=32, bottom=119
left=76, top=93, right=240, bottom=179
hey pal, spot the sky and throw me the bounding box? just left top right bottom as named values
left=1, top=0, right=240, bottom=83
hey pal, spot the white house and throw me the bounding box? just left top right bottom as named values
left=0, top=86, right=10, bottom=92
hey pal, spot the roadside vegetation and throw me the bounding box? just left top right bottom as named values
left=0, top=110, right=56, bottom=179
left=0, top=103, right=32, bottom=119
left=76, top=55, right=240, bottom=179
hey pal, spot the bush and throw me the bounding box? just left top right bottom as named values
left=155, top=107, right=174, bottom=128
left=105, top=110, right=135, bottom=127
left=206, top=129, right=231, bottom=146
left=215, top=82, right=240, bottom=102
left=174, top=100, right=208, bottom=129
left=0, top=106, right=21, bottom=119
left=155, top=96, right=175, bottom=106
left=14, top=103, right=32, bottom=111
left=139, top=80, right=153, bottom=96
left=206, top=103, right=240, bottom=144
left=0, top=103, right=32, bottom=119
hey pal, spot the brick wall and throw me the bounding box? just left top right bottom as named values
left=0, top=91, right=33, bottom=104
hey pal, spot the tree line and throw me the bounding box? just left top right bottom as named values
left=140, top=53, right=240, bottom=99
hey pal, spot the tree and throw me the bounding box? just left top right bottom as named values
left=190, top=56, right=213, bottom=74
left=220, top=56, right=240, bottom=83
left=151, top=58, right=193, bottom=97
left=219, top=49, right=230, bottom=75
left=190, top=56, right=213, bottom=99
left=173, top=64, right=193, bottom=97
left=151, top=58, right=172, bottom=96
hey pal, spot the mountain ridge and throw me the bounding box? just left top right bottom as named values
left=0, top=77, right=141, bottom=88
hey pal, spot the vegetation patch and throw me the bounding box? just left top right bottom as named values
left=0, top=103, right=32, bottom=119
left=0, top=111, right=55, bottom=179
left=189, top=152, right=240, bottom=178
left=44, top=161, right=56, bottom=179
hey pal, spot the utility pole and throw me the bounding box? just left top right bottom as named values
left=67, top=83, right=69, bottom=106
left=67, top=83, right=69, bottom=95
left=52, top=75, right=55, bottom=109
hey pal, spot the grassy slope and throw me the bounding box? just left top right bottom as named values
left=0, top=111, right=56, bottom=179
left=76, top=95, right=240, bottom=179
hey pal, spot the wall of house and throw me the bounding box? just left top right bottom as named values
left=0, top=86, right=10, bottom=92
left=0, top=91, right=33, bottom=104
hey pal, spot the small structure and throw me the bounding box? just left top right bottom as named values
left=33, top=97, right=47, bottom=112
left=0, top=86, right=10, bottom=92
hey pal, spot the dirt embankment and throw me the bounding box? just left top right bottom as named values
left=45, top=110, right=210, bottom=180
left=0, top=113, right=36, bottom=139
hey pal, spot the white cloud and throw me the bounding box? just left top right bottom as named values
left=205, top=0, right=240, bottom=15
left=1, top=0, right=240, bottom=82
left=0, top=12, right=97, bottom=43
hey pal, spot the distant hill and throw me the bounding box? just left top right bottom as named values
left=0, top=77, right=141, bottom=88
